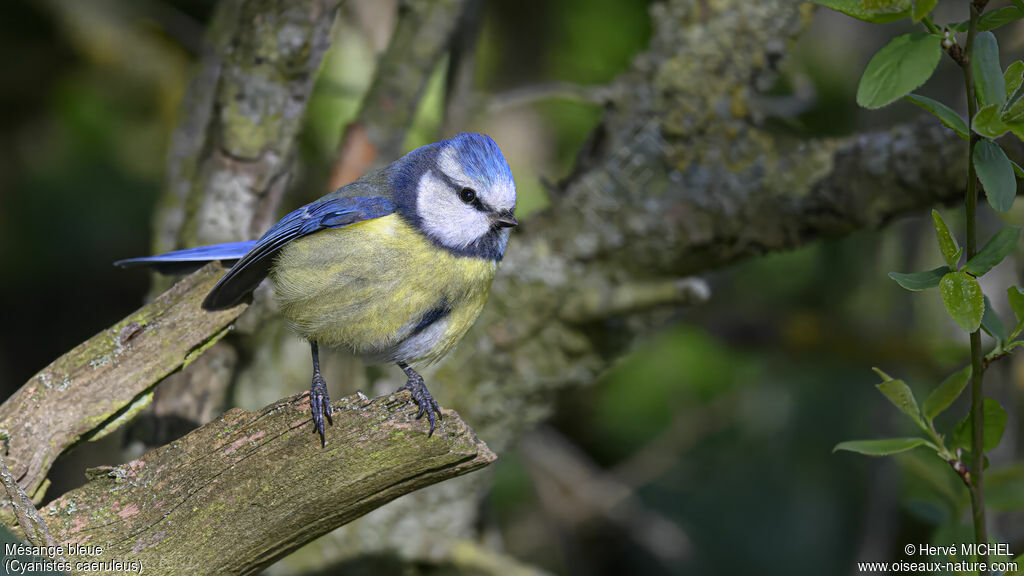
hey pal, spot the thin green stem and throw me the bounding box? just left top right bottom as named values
left=962, top=3, right=989, bottom=573
left=921, top=15, right=941, bottom=35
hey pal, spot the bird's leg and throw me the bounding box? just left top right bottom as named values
left=397, top=362, right=442, bottom=436
left=309, top=341, right=333, bottom=446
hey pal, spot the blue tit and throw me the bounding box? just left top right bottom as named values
left=117, top=132, right=518, bottom=445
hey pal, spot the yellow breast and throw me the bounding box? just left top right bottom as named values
left=269, top=214, right=496, bottom=366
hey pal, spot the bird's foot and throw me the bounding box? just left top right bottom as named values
left=399, top=369, right=442, bottom=436
left=310, top=372, right=333, bottom=447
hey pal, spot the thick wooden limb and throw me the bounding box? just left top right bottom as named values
left=0, top=264, right=245, bottom=500
left=159, top=0, right=344, bottom=250
left=43, top=391, right=493, bottom=576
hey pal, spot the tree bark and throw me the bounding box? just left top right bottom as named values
left=43, top=391, right=493, bottom=576
left=0, top=265, right=245, bottom=505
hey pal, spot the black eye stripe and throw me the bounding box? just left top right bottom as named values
left=432, top=169, right=491, bottom=212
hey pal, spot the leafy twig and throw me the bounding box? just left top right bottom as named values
left=959, top=4, right=990, bottom=569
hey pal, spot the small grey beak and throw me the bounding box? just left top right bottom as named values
left=494, top=212, right=519, bottom=228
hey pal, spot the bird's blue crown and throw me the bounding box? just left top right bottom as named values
left=444, top=132, right=515, bottom=191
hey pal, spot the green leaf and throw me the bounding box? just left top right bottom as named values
left=905, top=94, right=969, bottom=140
left=974, top=140, right=1017, bottom=212
left=911, top=0, right=938, bottom=21
left=871, top=367, right=895, bottom=381
left=1006, top=61, right=1024, bottom=97
left=939, top=271, right=985, bottom=333
left=1014, top=160, right=1024, bottom=179
left=973, top=32, right=1006, bottom=109
left=965, top=227, right=1021, bottom=276
left=1004, top=89, right=1024, bottom=123
left=1013, top=0, right=1024, bottom=12
left=1009, top=122, right=1024, bottom=143
left=951, top=398, right=1007, bottom=452
left=888, top=266, right=950, bottom=290
left=857, top=33, right=942, bottom=109
left=923, top=366, right=971, bottom=421
left=987, top=464, right=1024, bottom=511
left=974, top=104, right=1011, bottom=139
left=876, top=377, right=924, bottom=428
left=833, top=437, right=929, bottom=456
left=1008, top=286, right=1024, bottom=324
left=931, top=210, right=961, bottom=268
left=1003, top=67, right=1024, bottom=124
left=862, top=0, right=911, bottom=10
left=978, top=6, right=1024, bottom=31
left=812, top=0, right=910, bottom=23
left=982, top=295, right=1008, bottom=343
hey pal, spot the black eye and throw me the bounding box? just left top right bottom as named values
left=458, top=187, right=477, bottom=204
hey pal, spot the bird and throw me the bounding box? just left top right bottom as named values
left=116, top=132, right=517, bottom=446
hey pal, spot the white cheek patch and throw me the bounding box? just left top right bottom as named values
left=416, top=171, right=491, bottom=249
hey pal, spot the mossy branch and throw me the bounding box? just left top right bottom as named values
left=0, top=264, right=246, bottom=501
left=41, top=390, right=493, bottom=576
left=159, top=0, right=344, bottom=251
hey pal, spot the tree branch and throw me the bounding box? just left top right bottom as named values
left=328, top=0, right=468, bottom=188
left=42, top=390, right=493, bottom=576
left=0, top=453, right=57, bottom=548
left=166, top=0, right=343, bottom=249
left=0, top=264, right=245, bottom=501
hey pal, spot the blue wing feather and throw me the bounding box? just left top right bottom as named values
left=202, top=195, right=395, bottom=310
left=113, top=195, right=395, bottom=309
left=115, top=241, right=257, bottom=267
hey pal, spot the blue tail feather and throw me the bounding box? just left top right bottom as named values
left=114, top=241, right=257, bottom=275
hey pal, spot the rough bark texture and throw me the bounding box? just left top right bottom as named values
left=0, top=264, right=245, bottom=504
left=160, top=0, right=342, bottom=251
left=0, top=453, right=56, bottom=548
left=42, top=391, right=493, bottom=576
